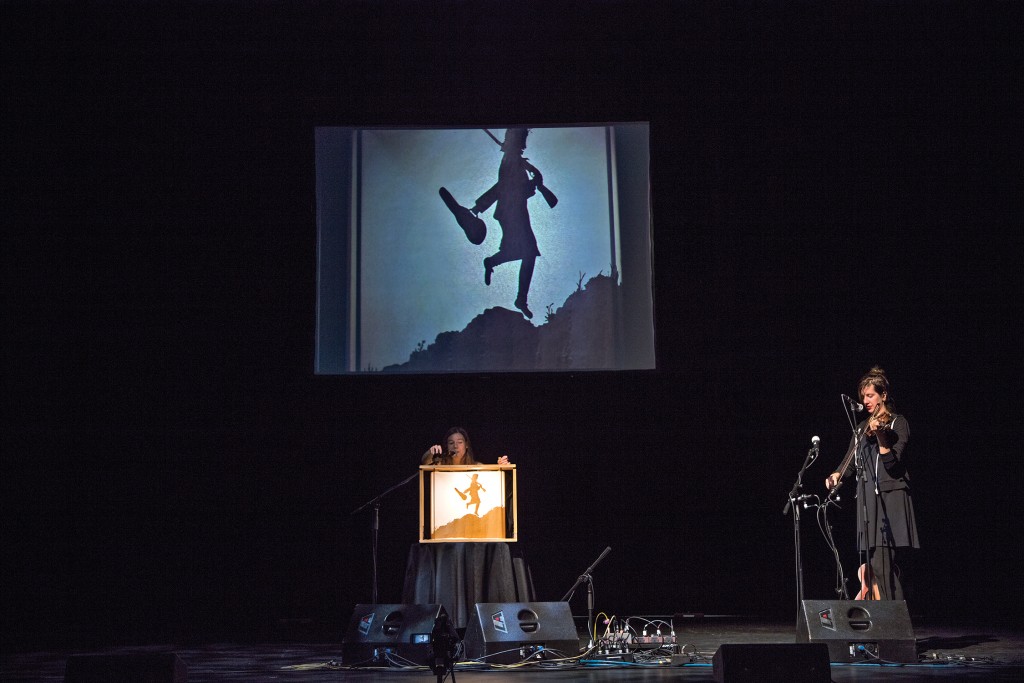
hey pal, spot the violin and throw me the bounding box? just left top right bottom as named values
left=856, top=563, right=881, bottom=600
left=864, top=404, right=893, bottom=438
left=827, top=403, right=894, bottom=492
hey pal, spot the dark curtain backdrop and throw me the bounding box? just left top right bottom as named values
left=3, top=1, right=1020, bottom=650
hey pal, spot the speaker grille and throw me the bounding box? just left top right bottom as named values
left=341, top=603, right=446, bottom=666
left=462, top=602, right=580, bottom=663
left=798, top=600, right=916, bottom=663
left=713, top=643, right=830, bottom=683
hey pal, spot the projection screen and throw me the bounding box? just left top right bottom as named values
left=315, top=123, right=654, bottom=374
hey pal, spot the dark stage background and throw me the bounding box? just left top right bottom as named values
left=3, top=1, right=1020, bottom=652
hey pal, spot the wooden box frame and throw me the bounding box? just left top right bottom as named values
left=419, top=465, right=517, bottom=543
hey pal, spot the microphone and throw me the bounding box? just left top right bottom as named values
left=784, top=493, right=818, bottom=515
left=842, top=394, right=864, bottom=412
left=811, top=435, right=820, bottom=449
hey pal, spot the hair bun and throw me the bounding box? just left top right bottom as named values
left=859, top=366, right=892, bottom=398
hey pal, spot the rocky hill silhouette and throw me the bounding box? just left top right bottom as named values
left=431, top=506, right=506, bottom=540
left=384, top=273, right=623, bottom=372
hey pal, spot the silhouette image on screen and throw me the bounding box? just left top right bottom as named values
left=314, top=123, right=654, bottom=374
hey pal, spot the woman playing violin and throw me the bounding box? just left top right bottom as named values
left=826, top=367, right=919, bottom=601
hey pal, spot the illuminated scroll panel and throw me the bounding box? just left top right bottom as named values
left=419, top=465, right=517, bottom=543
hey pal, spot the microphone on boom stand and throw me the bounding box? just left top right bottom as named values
left=431, top=449, right=456, bottom=464
left=842, top=394, right=864, bottom=412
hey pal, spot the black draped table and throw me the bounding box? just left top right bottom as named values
left=401, top=542, right=536, bottom=630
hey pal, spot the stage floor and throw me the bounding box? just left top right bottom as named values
left=4, top=619, right=1022, bottom=682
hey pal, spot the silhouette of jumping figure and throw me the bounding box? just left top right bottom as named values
left=461, top=473, right=486, bottom=516
left=471, top=128, right=547, bottom=319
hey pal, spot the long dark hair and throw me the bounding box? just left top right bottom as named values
left=445, top=426, right=477, bottom=464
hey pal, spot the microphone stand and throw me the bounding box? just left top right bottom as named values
left=784, top=442, right=818, bottom=630
left=841, top=397, right=874, bottom=601
left=561, top=546, right=611, bottom=648
left=351, top=470, right=420, bottom=604
left=853, top=427, right=872, bottom=599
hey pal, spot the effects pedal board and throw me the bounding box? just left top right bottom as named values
left=588, top=650, right=635, bottom=662
left=633, top=634, right=678, bottom=652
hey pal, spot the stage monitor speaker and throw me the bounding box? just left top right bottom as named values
left=798, top=599, right=916, bottom=663
left=462, top=602, right=580, bottom=664
left=341, top=603, right=446, bottom=666
left=712, top=643, right=830, bottom=683
left=64, top=653, right=186, bottom=683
